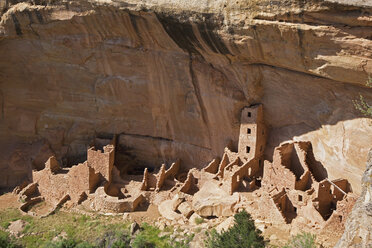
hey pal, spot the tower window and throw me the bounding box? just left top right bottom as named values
left=247, top=128, right=251, bottom=134
left=247, top=112, right=251, bottom=117
left=298, top=195, right=303, bottom=201
left=246, top=146, right=250, bottom=153
left=260, top=146, right=263, bottom=151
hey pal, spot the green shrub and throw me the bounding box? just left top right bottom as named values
left=131, top=235, right=156, bottom=248
left=111, top=239, right=131, bottom=248
left=194, top=217, right=204, bottom=225
left=0, top=230, right=22, bottom=248
left=43, top=237, right=94, bottom=248
left=353, top=76, right=372, bottom=118
left=96, top=231, right=131, bottom=248
left=170, top=233, right=194, bottom=248
left=131, top=223, right=166, bottom=248
left=283, top=232, right=317, bottom=248
left=0, top=221, right=11, bottom=229
left=205, top=210, right=265, bottom=248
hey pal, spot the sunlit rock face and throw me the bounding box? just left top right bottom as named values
left=0, top=0, right=371, bottom=193
left=336, top=149, right=372, bottom=247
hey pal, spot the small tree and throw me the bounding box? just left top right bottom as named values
left=205, top=210, right=265, bottom=248
left=353, top=76, right=372, bottom=118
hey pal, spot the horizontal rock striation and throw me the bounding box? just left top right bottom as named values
left=0, top=0, right=371, bottom=193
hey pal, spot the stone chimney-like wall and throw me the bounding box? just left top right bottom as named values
left=87, top=145, right=115, bottom=183
left=238, top=105, right=267, bottom=162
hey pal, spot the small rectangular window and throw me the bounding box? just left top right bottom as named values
left=246, top=146, right=250, bottom=153
left=298, top=195, right=303, bottom=201
left=247, top=112, right=251, bottom=117
left=247, top=128, right=251, bottom=134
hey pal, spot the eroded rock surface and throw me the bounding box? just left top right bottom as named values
left=0, top=0, right=371, bottom=194
left=336, top=149, right=372, bottom=248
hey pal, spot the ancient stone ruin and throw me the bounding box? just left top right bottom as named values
left=15, top=104, right=356, bottom=236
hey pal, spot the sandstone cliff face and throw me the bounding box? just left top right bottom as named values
left=0, top=0, right=371, bottom=193
left=336, top=149, right=372, bottom=247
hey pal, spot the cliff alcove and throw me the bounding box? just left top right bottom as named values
left=0, top=0, right=371, bottom=199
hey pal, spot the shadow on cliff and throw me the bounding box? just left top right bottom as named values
left=154, top=12, right=372, bottom=179
left=1, top=5, right=371, bottom=193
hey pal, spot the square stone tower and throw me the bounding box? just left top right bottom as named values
left=238, top=104, right=266, bottom=162
left=87, top=144, right=115, bottom=183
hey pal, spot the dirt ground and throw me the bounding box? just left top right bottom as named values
left=0, top=192, right=160, bottom=223
left=128, top=203, right=161, bottom=223
left=0, top=193, right=19, bottom=210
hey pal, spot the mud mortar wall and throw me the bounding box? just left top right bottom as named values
left=0, top=0, right=371, bottom=193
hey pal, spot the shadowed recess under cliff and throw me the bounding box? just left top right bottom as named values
left=0, top=0, right=371, bottom=195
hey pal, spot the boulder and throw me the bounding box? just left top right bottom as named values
left=192, top=181, right=240, bottom=217
left=158, top=198, right=183, bottom=221
left=215, top=217, right=235, bottom=233
left=7, top=220, right=27, bottom=237
left=177, top=202, right=194, bottom=218
left=130, top=222, right=140, bottom=235
left=171, top=194, right=185, bottom=211
left=189, top=213, right=203, bottom=225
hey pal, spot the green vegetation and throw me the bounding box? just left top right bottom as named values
left=44, top=238, right=94, bottom=248
left=0, top=209, right=32, bottom=230
left=0, top=208, right=131, bottom=248
left=0, top=230, right=22, bottom=248
left=194, top=217, right=204, bottom=225
left=204, top=210, right=265, bottom=248
left=282, top=232, right=317, bottom=248
left=0, top=206, right=319, bottom=248
left=132, top=223, right=193, bottom=248
left=132, top=223, right=169, bottom=248
left=0, top=208, right=193, bottom=248
left=353, top=76, right=372, bottom=118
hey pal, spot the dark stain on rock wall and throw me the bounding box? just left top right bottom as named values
left=157, top=13, right=230, bottom=56
left=156, top=14, right=201, bottom=55
left=197, top=21, right=231, bottom=55
left=11, top=14, right=22, bottom=36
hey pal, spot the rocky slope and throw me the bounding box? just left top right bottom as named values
left=336, top=149, right=372, bottom=247
left=0, top=0, right=371, bottom=193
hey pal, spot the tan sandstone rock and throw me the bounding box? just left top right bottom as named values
left=177, top=202, right=194, bottom=218
left=158, top=198, right=183, bottom=221
left=7, top=220, right=27, bottom=237
left=0, top=0, right=370, bottom=197
left=215, top=216, right=235, bottom=234
left=192, top=181, right=240, bottom=217
left=336, top=149, right=372, bottom=248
